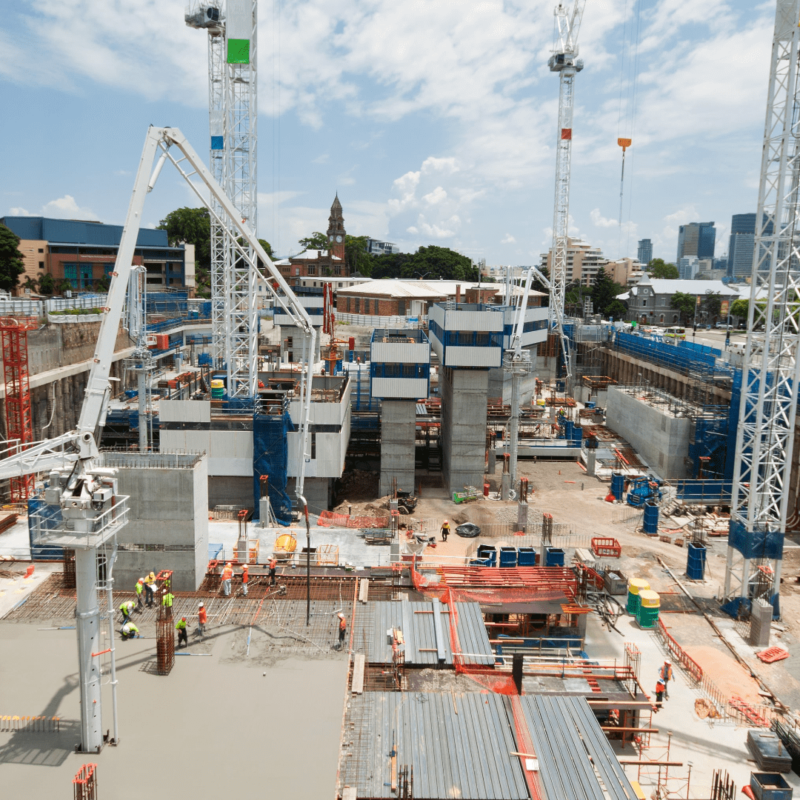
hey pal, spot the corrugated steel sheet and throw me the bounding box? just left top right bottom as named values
left=520, top=695, right=639, bottom=800
left=354, top=601, right=493, bottom=666
left=343, top=692, right=529, bottom=800
left=371, top=341, right=430, bottom=364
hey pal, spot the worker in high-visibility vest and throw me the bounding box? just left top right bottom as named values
left=654, top=678, right=666, bottom=711
left=337, top=612, right=347, bottom=649
left=175, top=617, right=188, bottom=648
left=162, top=591, right=175, bottom=608
left=659, top=660, right=673, bottom=699
left=135, top=578, right=145, bottom=611
left=440, top=520, right=451, bottom=542
left=119, top=600, right=135, bottom=624
left=144, top=572, right=156, bottom=607
left=221, top=563, right=233, bottom=597
left=269, top=557, right=277, bottom=587
left=198, top=603, right=207, bottom=636
left=241, top=564, right=249, bottom=597
left=121, top=622, right=140, bottom=640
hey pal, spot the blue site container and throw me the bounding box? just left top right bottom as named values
left=643, top=500, right=659, bottom=535
left=476, top=545, right=497, bottom=567
left=564, top=419, right=574, bottom=440
left=686, top=542, right=707, bottom=580
left=611, top=472, right=625, bottom=501
left=573, top=425, right=583, bottom=441
left=518, top=547, right=537, bottom=567
left=499, top=547, right=518, bottom=568
left=556, top=380, right=566, bottom=392
left=545, top=547, right=565, bottom=567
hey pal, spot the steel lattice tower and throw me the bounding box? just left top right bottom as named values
left=224, top=0, right=258, bottom=398
left=724, top=0, right=800, bottom=615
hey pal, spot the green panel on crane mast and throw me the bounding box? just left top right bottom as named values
left=227, top=38, right=250, bottom=64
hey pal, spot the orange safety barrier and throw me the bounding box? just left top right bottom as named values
left=317, top=510, right=390, bottom=529
left=591, top=537, right=622, bottom=558
left=656, top=618, right=703, bottom=683
left=756, top=646, right=790, bottom=664
left=729, top=696, right=771, bottom=727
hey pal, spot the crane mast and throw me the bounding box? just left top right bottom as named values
left=724, top=0, right=800, bottom=617
left=549, top=0, right=585, bottom=385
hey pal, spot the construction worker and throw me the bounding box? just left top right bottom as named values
left=175, top=617, right=188, bottom=648
left=119, top=600, right=135, bottom=624
left=162, top=590, right=175, bottom=608
left=654, top=677, right=666, bottom=711
left=121, top=621, right=141, bottom=640
left=144, top=572, right=156, bottom=607
left=241, top=564, right=249, bottom=597
left=135, top=577, right=145, bottom=611
left=659, top=660, right=674, bottom=699
left=221, top=562, right=233, bottom=597
left=441, top=519, right=451, bottom=542
left=337, top=612, right=347, bottom=649
left=269, top=557, right=277, bottom=587
left=198, top=602, right=207, bottom=636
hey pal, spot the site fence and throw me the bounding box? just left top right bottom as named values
left=612, top=506, right=644, bottom=525
left=335, top=313, right=427, bottom=329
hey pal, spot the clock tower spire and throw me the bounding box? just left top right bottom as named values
left=327, top=193, right=346, bottom=262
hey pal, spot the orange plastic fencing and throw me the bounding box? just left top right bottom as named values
left=591, top=537, right=622, bottom=558
left=656, top=618, right=703, bottom=682
left=317, top=510, right=389, bottom=529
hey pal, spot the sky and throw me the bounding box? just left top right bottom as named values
left=0, top=0, right=775, bottom=265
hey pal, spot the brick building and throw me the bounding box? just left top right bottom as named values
left=276, top=194, right=348, bottom=286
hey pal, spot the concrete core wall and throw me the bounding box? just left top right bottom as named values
left=379, top=400, right=416, bottom=495
left=102, top=452, right=209, bottom=592
left=287, top=476, right=331, bottom=514
left=605, top=386, right=691, bottom=478
left=441, top=368, right=489, bottom=495
left=208, top=476, right=253, bottom=510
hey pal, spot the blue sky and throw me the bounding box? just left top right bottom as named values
left=0, top=0, right=774, bottom=264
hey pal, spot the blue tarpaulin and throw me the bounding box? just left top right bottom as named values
left=253, top=413, right=293, bottom=525
left=728, top=519, right=784, bottom=560
left=27, top=497, right=64, bottom=560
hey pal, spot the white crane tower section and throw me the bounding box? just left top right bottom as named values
left=725, top=0, right=800, bottom=615
left=548, top=0, right=585, bottom=382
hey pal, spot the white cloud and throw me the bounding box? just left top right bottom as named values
left=5, top=195, right=97, bottom=220
left=422, top=187, right=447, bottom=206
left=501, top=233, right=516, bottom=244
left=590, top=208, right=619, bottom=228
left=7, top=206, right=32, bottom=216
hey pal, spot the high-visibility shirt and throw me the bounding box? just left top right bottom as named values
left=339, top=617, right=347, bottom=632
left=221, top=566, right=233, bottom=580
left=122, top=623, right=139, bottom=635
left=120, top=601, right=134, bottom=613
left=655, top=679, right=666, bottom=692
left=135, top=582, right=143, bottom=595
left=442, top=523, right=450, bottom=530
left=241, top=569, right=249, bottom=584
left=175, top=619, right=187, bottom=631
left=269, top=559, right=277, bottom=570
left=198, top=608, right=207, bottom=624
left=145, top=574, right=156, bottom=585
left=162, top=593, right=175, bottom=607
left=660, top=665, right=673, bottom=681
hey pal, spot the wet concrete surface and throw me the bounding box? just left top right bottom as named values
left=0, top=622, right=348, bottom=798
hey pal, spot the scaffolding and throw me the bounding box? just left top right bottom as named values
left=0, top=316, right=37, bottom=502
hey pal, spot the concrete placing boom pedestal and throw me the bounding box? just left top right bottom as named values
left=724, top=0, right=800, bottom=617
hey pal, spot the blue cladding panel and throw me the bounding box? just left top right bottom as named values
left=211, top=135, right=224, bottom=150
left=728, top=520, right=784, bottom=560
left=2, top=216, right=170, bottom=248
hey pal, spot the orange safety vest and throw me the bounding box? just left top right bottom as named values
left=241, top=569, right=249, bottom=584
left=198, top=608, right=207, bottom=624
left=221, top=566, right=233, bottom=581
left=269, top=559, right=277, bottom=570
left=339, top=617, right=347, bottom=632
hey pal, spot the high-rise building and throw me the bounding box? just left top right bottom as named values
left=637, top=238, right=653, bottom=265
left=728, top=213, right=757, bottom=278
left=677, top=222, right=716, bottom=261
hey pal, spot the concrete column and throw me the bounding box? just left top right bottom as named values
left=441, top=368, right=489, bottom=495
left=379, top=400, right=416, bottom=496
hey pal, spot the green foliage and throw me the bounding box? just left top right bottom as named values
left=371, top=246, right=478, bottom=281
left=345, top=235, right=373, bottom=277
left=605, top=299, right=629, bottom=321
left=0, top=224, right=26, bottom=293
left=50, top=307, right=102, bottom=316
left=648, top=258, right=679, bottom=280
left=701, top=291, right=721, bottom=320
left=670, top=291, right=697, bottom=323
left=157, top=207, right=211, bottom=291
left=38, top=273, right=55, bottom=295
left=730, top=298, right=749, bottom=320
left=257, top=238, right=273, bottom=258
left=299, top=232, right=328, bottom=251
left=591, top=267, right=626, bottom=317
left=56, top=279, right=73, bottom=295
left=22, top=276, right=38, bottom=293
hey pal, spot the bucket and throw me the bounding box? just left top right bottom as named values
left=518, top=547, right=536, bottom=567
left=643, top=500, right=659, bottom=535
left=499, top=547, right=518, bottom=568
left=611, top=472, right=625, bottom=502
left=211, top=379, right=225, bottom=399
left=545, top=547, right=565, bottom=567
left=686, top=542, right=707, bottom=580
left=637, top=589, right=660, bottom=628
left=627, top=578, right=650, bottom=614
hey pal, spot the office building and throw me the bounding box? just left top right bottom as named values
left=637, top=239, right=653, bottom=265
left=678, top=256, right=699, bottom=280
left=677, top=222, right=716, bottom=261
left=366, top=238, right=400, bottom=256
left=728, top=213, right=757, bottom=278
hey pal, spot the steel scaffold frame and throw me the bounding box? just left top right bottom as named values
left=725, top=0, right=800, bottom=610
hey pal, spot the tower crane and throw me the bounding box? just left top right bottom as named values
left=0, top=126, right=316, bottom=753
left=548, top=0, right=586, bottom=386
left=724, top=0, right=800, bottom=617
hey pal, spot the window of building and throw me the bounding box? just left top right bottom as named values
left=333, top=266, right=341, bottom=276
left=354, top=298, right=360, bottom=313
left=398, top=300, right=406, bottom=315
left=38, top=248, right=43, bottom=254
left=38, top=262, right=44, bottom=269
left=311, top=432, right=316, bottom=460
left=642, top=300, right=647, bottom=307
left=307, top=265, right=316, bottom=276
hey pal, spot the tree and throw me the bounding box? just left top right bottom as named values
left=0, top=224, right=26, bottom=294
left=96, top=275, right=110, bottom=293
left=257, top=238, right=273, bottom=259
left=298, top=232, right=328, bottom=251
left=670, top=291, right=697, bottom=324
left=591, top=266, right=625, bottom=317
left=730, top=298, right=749, bottom=321
left=532, top=265, right=550, bottom=306
left=56, top=279, right=73, bottom=295
left=371, top=245, right=478, bottom=281
left=38, top=273, right=55, bottom=295
left=701, top=291, right=721, bottom=321
left=157, top=207, right=211, bottom=290
left=22, top=276, right=38, bottom=293
left=344, top=235, right=374, bottom=277
left=605, top=299, right=628, bottom=321
left=648, top=258, right=679, bottom=280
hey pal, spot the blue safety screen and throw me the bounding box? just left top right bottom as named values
left=728, top=519, right=784, bottom=560
left=253, top=413, right=293, bottom=525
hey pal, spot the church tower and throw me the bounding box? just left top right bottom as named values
left=327, top=194, right=346, bottom=262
